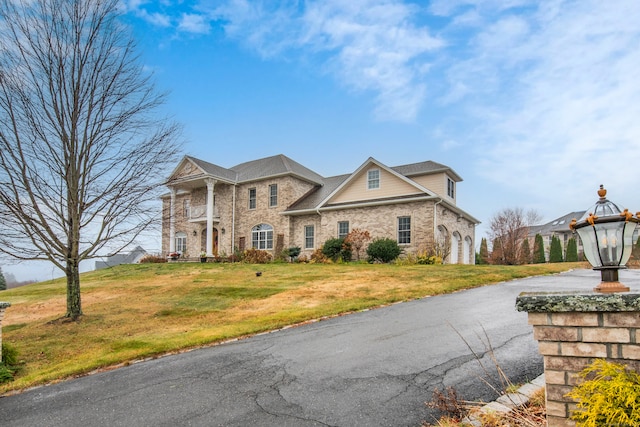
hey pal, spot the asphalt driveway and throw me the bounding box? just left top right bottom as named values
left=2, top=268, right=638, bottom=426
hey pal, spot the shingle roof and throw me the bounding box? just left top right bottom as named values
left=392, top=160, right=463, bottom=182
left=286, top=174, right=350, bottom=211
left=181, top=154, right=324, bottom=185
left=529, top=211, right=586, bottom=235
left=172, top=155, right=468, bottom=214
left=186, top=156, right=237, bottom=182
left=230, top=154, right=324, bottom=184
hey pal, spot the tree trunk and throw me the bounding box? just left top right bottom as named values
left=65, top=258, right=82, bottom=320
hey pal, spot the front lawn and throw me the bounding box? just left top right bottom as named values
left=0, top=262, right=579, bottom=394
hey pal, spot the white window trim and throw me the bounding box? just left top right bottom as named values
left=367, top=169, right=380, bottom=190
left=304, top=225, right=315, bottom=249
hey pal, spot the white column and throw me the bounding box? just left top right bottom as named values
left=205, top=179, right=216, bottom=256
left=169, top=187, right=176, bottom=253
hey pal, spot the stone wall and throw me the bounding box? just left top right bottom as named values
left=517, top=292, right=640, bottom=427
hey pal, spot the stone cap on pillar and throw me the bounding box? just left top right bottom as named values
left=516, top=292, right=640, bottom=313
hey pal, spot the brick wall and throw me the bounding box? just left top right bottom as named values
left=517, top=293, right=640, bottom=427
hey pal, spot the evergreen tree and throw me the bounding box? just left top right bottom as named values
left=549, top=235, right=564, bottom=263
left=520, top=238, right=532, bottom=264
left=490, top=238, right=504, bottom=265
left=0, top=268, right=6, bottom=291
left=533, top=234, right=546, bottom=263
left=565, top=237, right=578, bottom=262
left=478, top=238, right=489, bottom=264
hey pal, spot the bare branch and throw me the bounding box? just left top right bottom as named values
left=0, top=0, right=182, bottom=318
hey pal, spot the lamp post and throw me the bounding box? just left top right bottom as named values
left=570, top=185, right=639, bottom=293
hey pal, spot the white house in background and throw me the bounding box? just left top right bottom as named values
left=94, top=246, right=149, bottom=270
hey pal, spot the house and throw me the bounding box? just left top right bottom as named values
left=161, top=154, right=479, bottom=263
left=528, top=211, right=586, bottom=260
left=95, top=246, right=149, bottom=270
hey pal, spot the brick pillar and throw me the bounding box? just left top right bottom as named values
left=0, top=302, right=11, bottom=361
left=516, top=292, right=640, bottom=427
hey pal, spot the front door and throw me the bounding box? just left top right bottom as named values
left=201, top=228, right=219, bottom=255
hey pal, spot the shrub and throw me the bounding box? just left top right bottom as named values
left=567, top=359, right=640, bottom=427
left=287, top=246, right=301, bottom=261
left=321, top=238, right=352, bottom=262
left=309, top=249, right=327, bottom=263
left=533, top=234, right=546, bottom=263
left=242, top=248, right=272, bottom=264
left=367, top=238, right=401, bottom=263
left=0, top=365, right=14, bottom=383
left=477, top=238, right=489, bottom=265
left=520, top=237, right=532, bottom=264
left=565, top=237, right=578, bottom=262
left=2, top=342, right=19, bottom=366
left=549, top=235, right=564, bottom=263
left=139, top=254, right=167, bottom=263
left=0, top=342, right=19, bottom=384
left=344, top=229, right=371, bottom=261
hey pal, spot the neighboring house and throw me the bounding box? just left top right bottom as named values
left=528, top=211, right=586, bottom=260
left=95, top=246, right=149, bottom=270
left=161, top=154, right=479, bottom=264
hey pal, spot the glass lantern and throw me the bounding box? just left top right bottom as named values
left=570, top=185, right=639, bottom=292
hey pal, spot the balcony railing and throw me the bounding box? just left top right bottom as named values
left=188, top=205, right=219, bottom=221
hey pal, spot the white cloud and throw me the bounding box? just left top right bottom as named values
left=178, top=13, right=210, bottom=34
left=456, top=0, right=640, bottom=211
left=212, top=0, right=444, bottom=122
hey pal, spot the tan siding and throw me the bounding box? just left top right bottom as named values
left=330, top=167, right=422, bottom=204
left=412, top=172, right=456, bottom=204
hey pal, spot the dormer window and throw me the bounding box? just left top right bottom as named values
left=447, top=178, right=455, bottom=199
left=367, top=169, right=380, bottom=190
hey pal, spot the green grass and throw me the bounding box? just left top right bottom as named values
left=0, top=262, right=580, bottom=393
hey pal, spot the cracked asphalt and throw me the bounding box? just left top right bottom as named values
left=2, top=268, right=639, bottom=427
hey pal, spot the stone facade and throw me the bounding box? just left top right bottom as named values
left=517, top=292, right=640, bottom=427
left=162, top=155, right=478, bottom=262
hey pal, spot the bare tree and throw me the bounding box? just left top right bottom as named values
left=344, top=228, right=371, bottom=261
left=488, top=207, right=542, bottom=265
left=0, top=0, right=181, bottom=319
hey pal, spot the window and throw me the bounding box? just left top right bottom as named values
left=248, top=188, right=256, bottom=209
left=398, top=217, right=411, bottom=244
left=252, top=224, right=273, bottom=250
left=338, top=221, right=349, bottom=239
left=175, top=232, right=187, bottom=254
left=447, top=178, right=455, bottom=199
left=183, top=200, right=190, bottom=218
left=367, top=169, right=380, bottom=190
left=304, top=225, right=315, bottom=249
left=269, top=184, right=278, bottom=207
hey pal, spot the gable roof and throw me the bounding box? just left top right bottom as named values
left=316, top=157, right=435, bottom=208
left=168, top=154, right=324, bottom=186
left=391, top=160, right=463, bottom=182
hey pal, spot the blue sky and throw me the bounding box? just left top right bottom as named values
left=5, top=0, right=640, bottom=281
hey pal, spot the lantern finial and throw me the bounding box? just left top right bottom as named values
left=597, top=184, right=607, bottom=199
